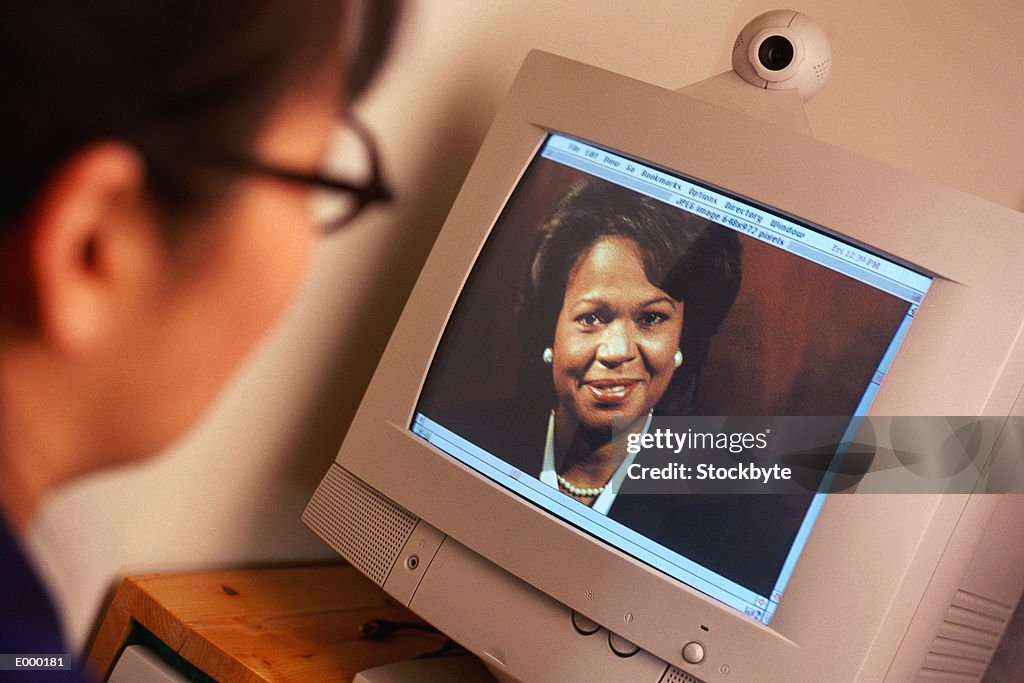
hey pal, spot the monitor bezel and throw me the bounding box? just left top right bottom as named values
left=329, top=51, right=1024, bottom=679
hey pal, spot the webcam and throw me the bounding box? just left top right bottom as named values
left=732, top=10, right=832, bottom=102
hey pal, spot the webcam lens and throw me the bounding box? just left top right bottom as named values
left=758, top=35, right=794, bottom=71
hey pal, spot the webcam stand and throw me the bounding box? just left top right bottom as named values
left=677, top=70, right=814, bottom=137
left=678, top=9, right=832, bottom=136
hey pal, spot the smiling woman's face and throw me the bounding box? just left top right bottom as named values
left=551, top=236, right=684, bottom=432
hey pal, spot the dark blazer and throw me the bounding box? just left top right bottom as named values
left=1, top=517, right=91, bottom=682
left=431, top=398, right=813, bottom=599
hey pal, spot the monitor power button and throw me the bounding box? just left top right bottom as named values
left=682, top=641, right=705, bottom=664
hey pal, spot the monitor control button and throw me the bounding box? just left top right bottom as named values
left=571, top=611, right=601, bottom=635
left=682, top=641, right=705, bottom=664
left=608, top=632, right=640, bottom=657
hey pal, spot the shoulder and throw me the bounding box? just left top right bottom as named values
left=0, top=518, right=91, bottom=680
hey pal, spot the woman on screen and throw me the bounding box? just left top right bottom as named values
left=515, top=178, right=742, bottom=507
left=423, top=174, right=815, bottom=596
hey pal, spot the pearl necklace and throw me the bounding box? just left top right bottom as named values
left=557, top=474, right=606, bottom=498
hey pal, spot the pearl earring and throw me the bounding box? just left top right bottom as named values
left=673, top=349, right=683, bottom=368
left=542, top=347, right=554, bottom=364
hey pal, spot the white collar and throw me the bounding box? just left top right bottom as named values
left=540, top=411, right=652, bottom=515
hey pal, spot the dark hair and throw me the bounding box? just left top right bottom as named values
left=519, top=177, right=742, bottom=415
left=0, top=0, right=401, bottom=234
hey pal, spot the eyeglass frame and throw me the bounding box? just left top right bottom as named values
left=215, top=116, right=393, bottom=234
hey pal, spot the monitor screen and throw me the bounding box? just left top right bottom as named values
left=411, top=132, right=931, bottom=623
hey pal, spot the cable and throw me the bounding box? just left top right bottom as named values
left=358, top=619, right=469, bottom=660
left=358, top=619, right=442, bottom=640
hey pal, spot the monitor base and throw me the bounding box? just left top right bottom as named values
left=353, top=655, right=499, bottom=683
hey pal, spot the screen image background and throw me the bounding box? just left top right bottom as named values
left=415, top=151, right=913, bottom=602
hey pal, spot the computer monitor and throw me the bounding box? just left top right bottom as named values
left=305, top=51, right=1024, bottom=681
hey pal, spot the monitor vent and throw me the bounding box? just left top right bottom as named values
left=918, top=589, right=1013, bottom=681
left=660, top=665, right=705, bottom=683
left=303, top=464, right=419, bottom=586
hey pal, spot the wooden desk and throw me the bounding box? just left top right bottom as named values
left=86, top=564, right=439, bottom=682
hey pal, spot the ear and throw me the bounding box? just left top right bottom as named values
left=26, top=143, right=151, bottom=355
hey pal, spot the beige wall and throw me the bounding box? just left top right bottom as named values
left=27, top=0, right=1023, bottom=651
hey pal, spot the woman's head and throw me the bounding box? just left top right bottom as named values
left=519, top=178, right=742, bottom=424
left=0, top=1, right=400, bottom=490
left=0, top=1, right=399, bottom=232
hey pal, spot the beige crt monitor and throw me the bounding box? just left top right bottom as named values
left=304, top=51, right=1024, bottom=682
